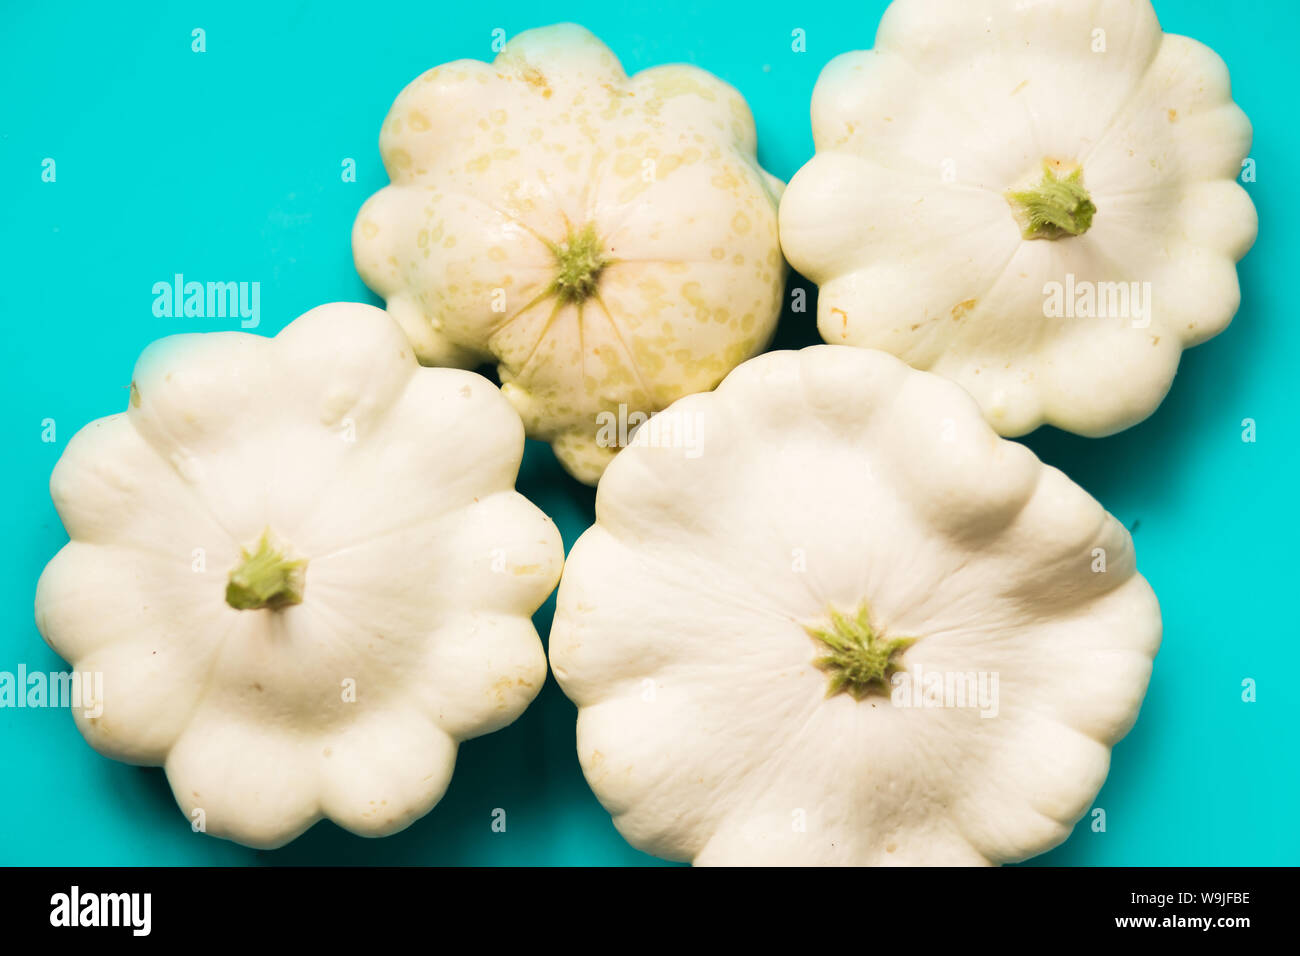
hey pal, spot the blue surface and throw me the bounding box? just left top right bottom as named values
left=1, top=0, right=1295, bottom=866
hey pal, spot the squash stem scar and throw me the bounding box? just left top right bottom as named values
left=805, top=603, right=915, bottom=701
left=226, top=529, right=307, bottom=611
left=550, top=223, right=607, bottom=304
left=1006, top=161, right=1096, bottom=240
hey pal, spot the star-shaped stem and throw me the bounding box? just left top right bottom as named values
left=804, top=603, right=915, bottom=701
left=548, top=223, right=608, bottom=304
left=1006, top=161, right=1096, bottom=240
left=226, top=529, right=307, bottom=611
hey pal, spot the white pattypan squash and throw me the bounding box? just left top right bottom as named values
left=549, top=346, right=1161, bottom=866
left=35, top=303, right=563, bottom=849
left=353, top=23, right=786, bottom=484
left=779, top=0, right=1256, bottom=438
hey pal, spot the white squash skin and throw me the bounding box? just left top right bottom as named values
left=549, top=346, right=1161, bottom=866
left=35, top=303, right=563, bottom=849
left=353, top=23, right=786, bottom=484
left=779, top=0, right=1257, bottom=439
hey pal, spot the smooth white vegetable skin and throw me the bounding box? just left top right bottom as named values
left=550, top=346, right=1161, bottom=866
left=779, top=0, right=1257, bottom=437
left=353, top=23, right=786, bottom=484
left=35, top=304, right=563, bottom=849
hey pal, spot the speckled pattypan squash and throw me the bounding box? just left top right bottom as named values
left=779, top=0, right=1257, bottom=438
left=353, top=23, right=786, bottom=484
left=35, top=304, right=563, bottom=849
left=549, top=346, right=1162, bottom=866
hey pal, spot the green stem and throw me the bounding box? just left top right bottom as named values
left=226, top=529, right=307, bottom=611
left=550, top=223, right=607, bottom=304
left=1006, top=162, right=1096, bottom=240
left=805, top=603, right=915, bottom=701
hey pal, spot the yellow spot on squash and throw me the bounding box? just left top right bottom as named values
left=951, top=298, right=977, bottom=321
left=831, top=307, right=849, bottom=338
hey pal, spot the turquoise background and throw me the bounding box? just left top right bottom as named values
left=2, top=0, right=1295, bottom=866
